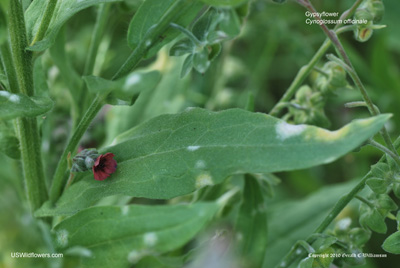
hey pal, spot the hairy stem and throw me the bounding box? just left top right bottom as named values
left=30, top=0, right=58, bottom=46
left=0, top=42, right=19, bottom=93
left=269, top=0, right=364, bottom=116
left=368, top=139, right=400, bottom=167
left=8, top=0, right=48, bottom=212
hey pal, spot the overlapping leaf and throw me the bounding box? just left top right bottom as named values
left=84, top=70, right=161, bottom=105
left=36, top=109, right=389, bottom=216
left=52, top=202, right=218, bottom=267
left=0, top=91, right=53, bottom=120
left=127, top=0, right=204, bottom=58
left=25, top=0, right=121, bottom=51
left=263, top=180, right=358, bottom=267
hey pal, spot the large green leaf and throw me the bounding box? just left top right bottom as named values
left=262, top=180, right=358, bottom=268
left=127, top=0, right=204, bottom=58
left=25, top=0, right=121, bottom=51
left=235, top=174, right=267, bottom=267
left=52, top=202, right=218, bottom=267
left=0, top=91, right=53, bottom=120
left=35, top=109, right=389, bottom=216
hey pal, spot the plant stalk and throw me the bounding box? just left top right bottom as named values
left=30, top=0, right=58, bottom=46
left=269, top=0, right=364, bottom=116
left=49, top=94, right=103, bottom=202
left=8, top=0, right=48, bottom=212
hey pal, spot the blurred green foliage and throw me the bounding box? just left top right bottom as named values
left=1, top=0, right=400, bottom=267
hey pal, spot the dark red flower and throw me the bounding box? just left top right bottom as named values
left=92, top=153, right=117, bottom=181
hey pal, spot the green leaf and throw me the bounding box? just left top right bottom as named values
left=84, top=70, right=161, bottom=106
left=52, top=202, right=219, bottom=267
left=200, top=0, right=248, bottom=7
left=366, top=177, right=388, bottom=194
left=36, top=109, right=389, bottom=216
left=181, top=54, right=194, bottom=78
left=299, top=257, right=314, bottom=268
left=0, top=91, right=53, bottom=120
left=348, top=228, right=371, bottom=247
left=382, top=231, right=400, bottom=254
left=169, top=39, right=195, bottom=57
left=193, top=47, right=210, bottom=73
left=235, top=175, right=267, bottom=267
left=263, top=180, right=358, bottom=268
left=360, top=208, right=387, bottom=234
left=25, top=0, right=121, bottom=51
left=127, top=0, right=204, bottom=58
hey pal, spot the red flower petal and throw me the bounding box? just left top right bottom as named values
left=93, top=169, right=110, bottom=181
left=92, top=152, right=117, bottom=181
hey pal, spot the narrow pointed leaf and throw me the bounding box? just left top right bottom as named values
left=127, top=0, right=203, bottom=58
left=25, top=0, right=121, bottom=51
left=235, top=175, right=267, bottom=267
left=36, top=109, right=389, bottom=216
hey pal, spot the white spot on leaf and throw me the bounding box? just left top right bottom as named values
left=195, top=173, right=214, bottom=189
left=127, top=250, right=143, bottom=264
left=195, top=160, right=206, bottom=169
left=145, top=40, right=152, bottom=47
left=121, top=206, right=129, bottom=216
left=56, top=229, right=69, bottom=248
left=124, top=73, right=141, bottom=89
left=143, top=232, right=158, bottom=246
left=9, top=95, right=20, bottom=103
left=276, top=121, right=306, bottom=141
left=187, top=145, right=200, bottom=151
left=0, top=91, right=11, bottom=97
left=337, top=217, right=351, bottom=230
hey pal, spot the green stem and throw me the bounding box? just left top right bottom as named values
left=326, top=53, right=398, bottom=155
left=9, top=0, right=34, bottom=96
left=269, top=0, right=363, bottom=116
left=0, top=42, right=19, bottom=93
left=170, top=22, right=203, bottom=46
left=368, top=139, right=400, bottom=167
left=8, top=0, right=48, bottom=212
left=49, top=95, right=103, bottom=202
left=269, top=40, right=330, bottom=116
left=355, top=195, right=375, bottom=208
left=79, top=4, right=111, bottom=113
left=301, top=1, right=397, bottom=156
left=83, top=4, right=111, bottom=76
left=30, top=0, right=58, bottom=46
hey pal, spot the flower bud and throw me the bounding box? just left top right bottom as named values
left=354, top=24, right=374, bottom=42
left=315, top=62, right=347, bottom=94
left=354, top=8, right=373, bottom=22
left=371, top=0, right=385, bottom=23
left=71, top=148, right=100, bottom=172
